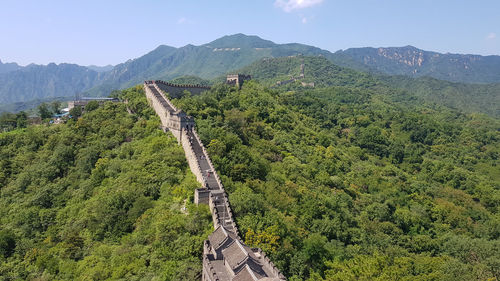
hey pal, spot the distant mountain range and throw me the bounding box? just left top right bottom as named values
left=331, top=46, right=500, bottom=84
left=0, top=60, right=22, bottom=74
left=0, top=33, right=499, bottom=113
left=238, top=55, right=500, bottom=117
left=84, top=34, right=329, bottom=96
left=0, top=63, right=103, bottom=104
left=86, top=64, right=114, bottom=73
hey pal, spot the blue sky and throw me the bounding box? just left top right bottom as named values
left=1, top=0, right=499, bottom=66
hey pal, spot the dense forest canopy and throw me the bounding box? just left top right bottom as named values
left=0, top=87, right=212, bottom=280
left=237, top=56, right=500, bottom=118
left=170, top=80, right=499, bottom=280
left=0, top=61, right=499, bottom=280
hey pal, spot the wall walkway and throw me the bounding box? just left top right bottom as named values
left=144, top=80, right=284, bottom=281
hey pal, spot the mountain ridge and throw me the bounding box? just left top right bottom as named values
left=0, top=59, right=23, bottom=74
left=237, top=55, right=500, bottom=117
left=331, top=45, right=500, bottom=83
left=1, top=34, right=500, bottom=111
left=0, top=63, right=103, bottom=104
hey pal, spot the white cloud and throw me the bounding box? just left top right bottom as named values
left=275, top=0, right=324, bottom=12
left=302, top=17, right=308, bottom=24
left=487, top=32, right=496, bottom=40
left=177, top=17, right=194, bottom=25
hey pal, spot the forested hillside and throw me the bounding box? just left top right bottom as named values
left=0, top=63, right=103, bottom=104
left=86, top=34, right=330, bottom=96
left=330, top=46, right=500, bottom=84
left=1, top=64, right=499, bottom=280
left=170, top=81, right=500, bottom=280
left=3, top=34, right=499, bottom=115
left=379, top=76, right=500, bottom=117
left=237, top=56, right=379, bottom=88
left=238, top=56, right=500, bottom=118
left=0, top=87, right=212, bottom=280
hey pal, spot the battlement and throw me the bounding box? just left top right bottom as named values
left=153, top=80, right=211, bottom=90
left=144, top=80, right=285, bottom=280
left=226, top=74, right=251, bottom=88
left=68, top=97, right=120, bottom=111
left=202, top=226, right=286, bottom=281
left=150, top=80, right=211, bottom=98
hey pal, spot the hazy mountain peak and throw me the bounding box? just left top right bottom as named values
left=0, top=59, right=22, bottom=74
left=3, top=33, right=500, bottom=111
left=332, top=45, right=500, bottom=83
left=206, top=33, right=276, bottom=48
left=87, top=64, right=114, bottom=72
left=150, top=44, right=177, bottom=54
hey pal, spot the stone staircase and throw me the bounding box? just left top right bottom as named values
left=143, top=80, right=285, bottom=281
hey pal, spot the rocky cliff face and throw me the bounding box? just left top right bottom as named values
left=0, top=63, right=103, bottom=104
left=331, top=46, right=500, bottom=83
left=0, top=59, right=23, bottom=74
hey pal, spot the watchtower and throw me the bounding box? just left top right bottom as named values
left=226, top=74, right=251, bottom=88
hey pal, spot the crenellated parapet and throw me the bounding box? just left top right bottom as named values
left=226, top=74, right=251, bottom=88
left=153, top=79, right=211, bottom=98
left=155, top=79, right=211, bottom=89
left=144, top=80, right=285, bottom=281
left=144, top=81, right=195, bottom=140
left=202, top=226, right=285, bottom=281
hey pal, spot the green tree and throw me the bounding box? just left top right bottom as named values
left=0, top=229, right=16, bottom=258
left=69, top=106, right=82, bottom=118
left=38, top=102, right=52, bottom=119
left=51, top=101, right=61, bottom=114
left=84, top=100, right=99, bottom=112
left=16, top=111, right=28, bottom=128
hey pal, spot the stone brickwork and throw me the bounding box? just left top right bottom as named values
left=155, top=80, right=211, bottom=98
left=68, top=97, right=120, bottom=111
left=226, top=74, right=251, bottom=88
left=144, top=81, right=285, bottom=281
left=275, top=58, right=314, bottom=88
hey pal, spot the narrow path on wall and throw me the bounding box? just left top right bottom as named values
left=144, top=81, right=285, bottom=280
left=186, top=129, right=220, bottom=190
left=186, top=128, right=236, bottom=232
left=147, top=84, right=176, bottom=112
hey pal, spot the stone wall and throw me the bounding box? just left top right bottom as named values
left=180, top=129, right=205, bottom=185
left=144, top=83, right=170, bottom=127
left=144, top=80, right=284, bottom=280
left=152, top=83, right=179, bottom=111
left=254, top=248, right=287, bottom=279
left=226, top=74, right=251, bottom=88
left=202, top=241, right=220, bottom=281
left=155, top=80, right=211, bottom=98
left=145, top=81, right=239, bottom=233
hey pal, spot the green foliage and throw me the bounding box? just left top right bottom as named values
left=171, top=79, right=500, bottom=280
left=0, top=63, right=102, bottom=104
left=169, top=75, right=211, bottom=86
left=381, top=75, right=500, bottom=117
left=0, top=88, right=211, bottom=279
left=0, top=230, right=16, bottom=258
left=37, top=102, right=52, bottom=119
left=331, top=45, right=500, bottom=84
left=236, top=55, right=499, bottom=117
left=238, top=56, right=379, bottom=89
left=51, top=101, right=61, bottom=115
left=84, top=100, right=99, bottom=112
left=0, top=111, right=27, bottom=132
left=69, top=106, right=82, bottom=118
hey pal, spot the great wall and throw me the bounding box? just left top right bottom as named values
left=275, top=57, right=314, bottom=87
left=143, top=80, right=285, bottom=281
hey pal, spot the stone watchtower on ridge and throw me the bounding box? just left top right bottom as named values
left=226, top=74, right=251, bottom=88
